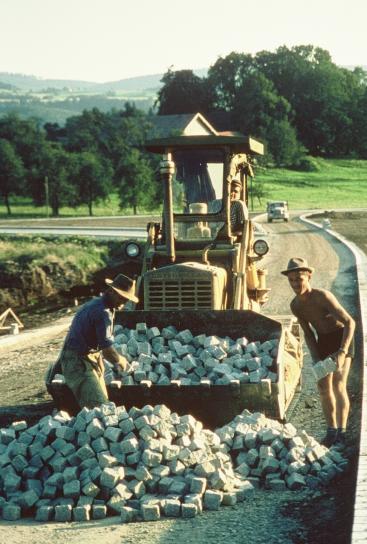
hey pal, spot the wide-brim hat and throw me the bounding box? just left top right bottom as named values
left=281, top=257, right=314, bottom=276
left=231, top=179, right=242, bottom=188
left=105, top=273, right=139, bottom=303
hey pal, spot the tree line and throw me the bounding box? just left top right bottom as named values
left=0, top=104, right=161, bottom=216
left=157, top=45, right=367, bottom=166
left=1, top=44, right=366, bottom=216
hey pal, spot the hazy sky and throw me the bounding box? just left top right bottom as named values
left=1, top=0, right=366, bottom=82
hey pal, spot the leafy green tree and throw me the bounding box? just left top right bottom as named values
left=0, top=139, right=25, bottom=214
left=207, top=52, right=255, bottom=110
left=29, top=143, right=77, bottom=216
left=0, top=113, right=47, bottom=170
left=156, top=69, right=213, bottom=114
left=71, top=152, right=114, bottom=216
left=115, top=148, right=157, bottom=214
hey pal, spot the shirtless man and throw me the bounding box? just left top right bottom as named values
left=282, top=257, right=355, bottom=447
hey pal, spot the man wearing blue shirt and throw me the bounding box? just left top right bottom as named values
left=59, top=273, right=139, bottom=409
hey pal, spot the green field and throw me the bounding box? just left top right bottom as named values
left=257, top=158, right=367, bottom=211
left=1, top=158, right=366, bottom=219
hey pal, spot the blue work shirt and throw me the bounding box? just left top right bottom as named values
left=64, top=294, right=115, bottom=355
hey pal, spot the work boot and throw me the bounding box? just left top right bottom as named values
left=334, top=430, right=347, bottom=450
left=321, top=428, right=338, bottom=448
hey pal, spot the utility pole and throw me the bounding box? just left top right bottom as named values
left=45, top=176, right=49, bottom=218
left=250, top=175, right=254, bottom=211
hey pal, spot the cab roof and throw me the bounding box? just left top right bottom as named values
left=145, top=134, right=264, bottom=156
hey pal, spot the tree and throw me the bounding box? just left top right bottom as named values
left=207, top=52, right=255, bottom=110
left=115, top=148, right=157, bottom=214
left=71, top=152, right=113, bottom=216
left=28, top=143, right=77, bottom=216
left=0, top=139, right=25, bottom=214
left=156, top=69, right=213, bottom=114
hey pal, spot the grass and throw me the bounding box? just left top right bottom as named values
left=1, top=158, right=366, bottom=218
left=254, top=158, right=367, bottom=211
left=0, top=193, right=162, bottom=219
left=0, top=235, right=119, bottom=272
left=312, top=211, right=367, bottom=255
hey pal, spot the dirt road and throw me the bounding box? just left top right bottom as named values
left=0, top=214, right=361, bottom=544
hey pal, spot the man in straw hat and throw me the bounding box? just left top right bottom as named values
left=57, top=273, right=139, bottom=409
left=281, top=257, right=355, bottom=447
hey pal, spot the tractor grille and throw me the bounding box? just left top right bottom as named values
left=146, top=279, right=212, bottom=310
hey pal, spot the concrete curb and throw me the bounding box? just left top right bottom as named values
left=300, top=214, right=367, bottom=543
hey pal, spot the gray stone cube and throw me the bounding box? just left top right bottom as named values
left=203, top=490, right=222, bottom=510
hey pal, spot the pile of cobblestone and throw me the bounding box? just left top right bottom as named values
left=0, top=402, right=346, bottom=523
left=104, top=323, right=279, bottom=386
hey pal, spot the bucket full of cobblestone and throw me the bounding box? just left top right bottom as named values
left=50, top=315, right=291, bottom=426
left=0, top=402, right=346, bottom=523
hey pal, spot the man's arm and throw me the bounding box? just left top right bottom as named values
left=290, top=300, right=320, bottom=362
left=102, top=346, right=129, bottom=373
left=322, top=291, right=355, bottom=368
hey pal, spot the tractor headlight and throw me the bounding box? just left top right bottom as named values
left=125, top=242, right=141, bottom=258
left=253, top=239, right=269, bottom=256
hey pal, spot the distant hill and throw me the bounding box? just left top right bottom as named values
left=0, top=68, right=208, bottom=93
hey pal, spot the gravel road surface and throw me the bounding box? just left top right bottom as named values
left=0, top=214, right=361, bottom=544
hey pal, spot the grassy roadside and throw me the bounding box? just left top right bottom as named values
left=254, top=158, right=367, bottom=210
left=311, top=211, right=367, bottom=255
left=1, top=159, right=367, bottom=218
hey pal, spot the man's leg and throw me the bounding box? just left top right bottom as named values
left=62, top=351, right=108, bottom=409
left=333, top=356, right=352, bottom=429
left=78, top=367, right=108, bottom=409
left=318, top=373, right=337, bottom=427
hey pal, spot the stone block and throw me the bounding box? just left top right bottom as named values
left=100, top=466, right=122, bottom=489
left=18, top=489, right=40, bottom=509
left=126, top=451, right=141, bottom=466
left=181, top=503, right=197, bottom=518
left=22, top=466, right=40, bottom=479
left=91, top=436, right=108, bottom=454
left=119, top=417, right=135, bottom=435
left=92, top=504, right=107, bottom=519
left=135, top=465, right=152, bottom=482
left=120, top=437, right=139, bottom=455
left=268, top=478, right=286, bottom=491
left=11, top=454, right=28, bottom=473
left=35, top=505, right=54, bottom=521
left=73, top=505, right=91, bottom=521
left=120, top=505, right=139, bottom=523
left=203, top=490, right=222, bottom=510
left=82, top=481, right=100, bottom=497
left=169, top=479, right=187, bottom=496
left=222, top=492, right=237, bottom=506
left=3, top=472, right=21, bottom=493
left=162, top=498, right=180, bottom=517
left=2, top=503, right=21, bottom=520
left=141, top=503, right=160, bottom=521
left=142, top=449, right=162, bottom=467
left=39, top=445, right=55, bottom=463
left=128, top=479, right=146, bottom=498
left=54, top=504, right=72, bottom=522
left=286, top=472, right=306, bottom=490
left=97, top=452, right=117, bottom=469
left=76, top=444, right=95, bottom=461
left=55, top=426, right=75, bottom=442
left=262, top=457, right=280, bottom=474
left=63, top=479, right=81, bottom=499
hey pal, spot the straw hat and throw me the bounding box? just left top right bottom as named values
left=281, top=257, right=314, bottom=276
left=105, top=274, right=139, bottom=303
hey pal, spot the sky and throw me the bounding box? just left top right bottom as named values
left=0, top=0, right=366, bottom=83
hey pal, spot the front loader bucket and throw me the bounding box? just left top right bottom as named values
left=49, top=310, right=302, bottom=428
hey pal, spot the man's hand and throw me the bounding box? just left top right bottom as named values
left=114, top=355, right=129, bottom=374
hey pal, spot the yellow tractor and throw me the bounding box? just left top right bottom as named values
left=50, top=129, right=303, bottom=427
